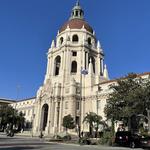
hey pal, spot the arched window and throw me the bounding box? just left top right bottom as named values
left=59, top=37, right=63, bottom=45
left=54, top=56, right=61, bottom=76
left=71, top=61, right=77, bottom=73
left=88, top=37, right=92, bottom=45
left=72, top=34, right=79, bottom=42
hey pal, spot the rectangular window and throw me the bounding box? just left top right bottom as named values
left=98, top=100, right=101, bottom=109
left=76, top=101, right=80, bottom=110
left=72, top=51, right=77, bottom=56
left=65, top=102, right=68, bottom=109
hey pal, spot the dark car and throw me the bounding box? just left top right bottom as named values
left=140, top=136, right=150, bottom=149
left=115, top=131, right=141, bottom=148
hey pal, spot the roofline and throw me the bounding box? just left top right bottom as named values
left=16, top=96, right=36, bottom=102
left=99, top=72, right=150, bottom=85
left=0, top=98, right=16, bottom=103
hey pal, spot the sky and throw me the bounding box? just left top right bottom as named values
left=0, top=0, right=150, bottom=100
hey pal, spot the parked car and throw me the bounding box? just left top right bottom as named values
left=115, top=131, right=141, bottom=148
left=140, top=136, right=150, bottom=149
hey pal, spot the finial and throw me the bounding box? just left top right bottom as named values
left=82, top=25, right=85, bottom=29
left=89, top=58, right=92, bottom=63
left=104, top=64, right=109, bottom=80
left=57, top=30, right=59, bottom=36
left=88, top=58, right=94, bottom=75
left=51, top=40, right=55, bottom=48
left=93, top=31, right=95, bottom=36
left=97, top=40, right=101, bottom=49
left=67, top=24, right=70, bottom=29
left=76, top=0, right=80, bottom=6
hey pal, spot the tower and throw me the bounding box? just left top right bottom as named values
left=33, top=1, right=109, bottom=136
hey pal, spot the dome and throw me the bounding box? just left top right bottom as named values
left=59, top=18, right=93, bottom=33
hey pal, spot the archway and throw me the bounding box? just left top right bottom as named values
left=41, top=104, right=49, bottom=131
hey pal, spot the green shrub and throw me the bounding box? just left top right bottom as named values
left=98, top=131, right=114, bottom=146
left=79, top=137, right=91, bottom=145
left=53, top=135, right=62, bottom=140
left=62, top=135, right=71, bottom=141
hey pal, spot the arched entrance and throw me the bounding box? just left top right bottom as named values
left=41, top=104, right=49, bottom=131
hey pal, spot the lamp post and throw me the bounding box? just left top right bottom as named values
left=79, top=67, right=88, bottom=139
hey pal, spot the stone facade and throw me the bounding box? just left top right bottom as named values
left=32, top=2, right=109, bottom=136
left=11, top=97, right=36, bottom=123
left=0, top=98, right=15, bottom=107
left=4, top=2, right=149, bottom=136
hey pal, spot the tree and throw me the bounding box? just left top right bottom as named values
left=83, top=112, right=96, bottom=136
left=83, top=112, right=106, bottom=137
left=62, top=114, right=75, bottom=134
left=95, top=115, right=107, bottom=138
left=0, top=105, right=25, bottom=131
left=104, top=73, right=150, bottom=131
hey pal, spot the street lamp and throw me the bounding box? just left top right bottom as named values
left=79, top=67, right=88, bottom=138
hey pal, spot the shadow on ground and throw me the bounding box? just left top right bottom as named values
left=0, top=146, right=38, bottom=150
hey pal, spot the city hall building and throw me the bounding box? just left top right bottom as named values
left=32, top=1, right=110, bottom=136
left=10, top=2, right=150, bottom=136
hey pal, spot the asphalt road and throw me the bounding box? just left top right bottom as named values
left=0, top=133, right=143, bottom=150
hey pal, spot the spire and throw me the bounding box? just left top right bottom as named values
left=51, top=40, right=55, bottom=48
left=97, top=40, right=101, bottom=49
left=97, top=40, right=104, bottom=53
left=88, top=58, right=94, bottom=75
left=103, top=64, right=109, bottom=79
left=76, top=0, right=80, bottom=6
left=70, top=0, right=84, bottom=20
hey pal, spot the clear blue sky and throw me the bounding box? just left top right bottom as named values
left=0, top=0, right=150, bottom=100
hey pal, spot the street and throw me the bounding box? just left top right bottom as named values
left=0, top=133, right=143, bottom=150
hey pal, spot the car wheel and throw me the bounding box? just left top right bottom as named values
left=130, top=142, right=135, bottom=148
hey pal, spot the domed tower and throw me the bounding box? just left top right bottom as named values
left=33, top=1, right=109, bottom=136
left=44, top=0, right=108, bottom=83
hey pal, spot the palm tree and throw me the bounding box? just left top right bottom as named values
left=83, top=112, right=107, bottom=138
left=95, top=115, right=108, bottom=138
left=83, top=112, right=97, bottom=137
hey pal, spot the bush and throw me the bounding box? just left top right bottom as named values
left=79, top=137, right=91, bottom=145
left=52, top=134, right=71, bottom=141
left=98, top=131, right=114, bottom=146
left=52, top=135, right=62, bottom=140
left=62, top=135, right=71, bottom=141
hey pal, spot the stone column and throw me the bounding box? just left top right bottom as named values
left=34, top=100, right=42, bottom=134
left=53, top=101, right=58, bottom=134
left=86, top=52, right=88, bottom=70
left=100, top=58, right=104, bottom=75
left=58, top=98, right=63, bottom=132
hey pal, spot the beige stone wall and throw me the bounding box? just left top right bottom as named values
left=11, top=97, right=36, bottom=123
